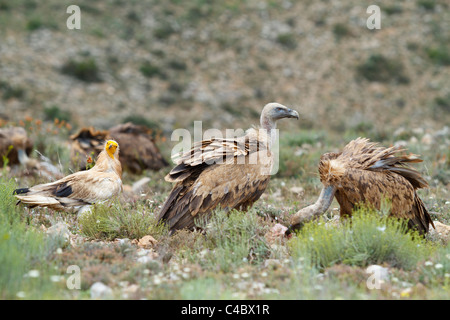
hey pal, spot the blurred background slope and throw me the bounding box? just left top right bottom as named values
left=0, top=0, right=448, bottom=135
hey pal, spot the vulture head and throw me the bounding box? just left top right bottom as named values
left=105, top=140, right=119, bottom=159
left=260, top=102, right=299, bottom=130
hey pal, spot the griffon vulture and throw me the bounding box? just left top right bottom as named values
left=14, top=140, right=122, bottom=215
left=70, top=123, right=167, bottom=173
left=289, top=138, right=434, bottom=234
left=0, top=126, right=33, bottom=166
left=158, top=102, right=299, bottom=234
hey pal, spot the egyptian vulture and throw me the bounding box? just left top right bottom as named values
left=70, top=123, right=167, bottom=173
left=69, top=127, right=109, bottom=169
left=289, top=138, right=434, bottom=234
left=0, top=127, right=33, bottom=167
left=14, top=140, right=122, bottom=215
left=157, top=102, right=299, bottom=234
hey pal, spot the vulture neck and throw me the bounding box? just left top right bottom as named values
left=94, top=150, right=122, bottom=177
left=260, top=116, right=278, bottom=149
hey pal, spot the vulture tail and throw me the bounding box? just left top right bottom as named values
left=407, top=193, right=434, bottom=234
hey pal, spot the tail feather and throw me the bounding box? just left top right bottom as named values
left=13, top=187, right=30, bottom=195
left=14, top=195, right=61, bottom=207
left=407, top=193, right=434, bottom=234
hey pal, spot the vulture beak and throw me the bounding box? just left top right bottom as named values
left=286, top=108, right=299, bottom=120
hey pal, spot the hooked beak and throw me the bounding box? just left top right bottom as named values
left=286, top=108, right=299, bottom=120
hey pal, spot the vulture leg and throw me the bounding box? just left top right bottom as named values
left=288, top=185, right=336, bottom=232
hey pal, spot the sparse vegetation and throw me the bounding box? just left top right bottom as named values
left=139, top=61, right=167, bottom=79
left=0, top=0, right=449, bottom=301
left=356, top=54, right=410, bottom=84
left=426, top=46, right=450, bottom=66
left=289, top=206, right=431, bottom=270
left=61, top=58, right=102, bottom=83
left=276, top=33, right=297, bottom=50
left=0, top=81, right=25, bottom=100
left=43, top=105, right=71, bottom=123
left=332, top=23, right=352, bottom=40
left=79, top=201, right=167, bottom=241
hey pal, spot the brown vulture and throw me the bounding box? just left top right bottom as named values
left=157, top=102, right=299, bottom=234
left=70, top=123, right=167, bottom=173
left=109, top=122, right=168, bottom=173
left=289, top=138, right=434, bottom=234
left=14, top=140, right=122, bottom=215
left=0, top=126, right=33, bottom=166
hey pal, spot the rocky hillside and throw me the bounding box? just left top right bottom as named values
left=0, top=0, right=448, bottom=136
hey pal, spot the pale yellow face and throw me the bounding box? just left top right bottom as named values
left=105, top=140, right=119, bottom=159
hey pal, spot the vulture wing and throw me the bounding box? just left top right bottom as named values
left=14, top=170, right=122, bottom=210
left=15, top=141, right=122, bottom=213
left=158, top=129, right=273, bottom=233
left=291, top=138, right=433, bottom=234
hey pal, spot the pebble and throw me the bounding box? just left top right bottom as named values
left=90, top=282, right=113, bottom=300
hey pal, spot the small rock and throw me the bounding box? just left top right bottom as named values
left=394, top=140, right=408, bottom=149
left=264, top=259, right=282, bottom=269
left=46, top=222, right=72, bottom=247
left=132, top=177, right=151, bottom=194
left=265, top=223, right=288, bottom=244
left=429, top=221, right=450, bottom=244
left=421, top=133, right=433, bottom=145
left=138, top=235, right=158, bottom=248
left=409, top=136, right=418, bottom=144
left=90, top=282, right=113, bottom=300
left=289, top=186, right=304, bottom=196
left=393, top=127, right=406, bottom=137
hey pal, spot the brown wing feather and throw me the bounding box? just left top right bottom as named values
left=158, top=129, right=272, bottom=233
left=318, top=138, right=433, bottom=233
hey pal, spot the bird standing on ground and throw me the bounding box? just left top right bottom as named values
left=14, top=140, right=122, bottom=215
left=289, top=138, right=434, bottom=234
left=158, top=102, right=299, bottom=234
left=70, top=123, right=168, bottom=173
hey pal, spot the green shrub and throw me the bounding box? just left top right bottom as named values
left=167, top=60, right=187, bottom=71
left=0, top=178, right=65, bottom=299
left=79, top=201, right=167, bottom=241
left=276, top=33, right=297, bottom=50
left=426, top=46, right=450, bottom=66
left=384, top=5, right=403, bottom=15
left=417, top=0, right=435, bottom=11
left=139, top=61, right=167, bottom=79
left=122, top=115, right=161, bottom=131
left=182, top=209, right=269, bottom=273
left=153, top=24, right=176, bottom=39
left=0, top=81, right=25, bottom=100
left=61, top=58, right=102, bottom=83
left=43, top=105, right=71, bottom=122
left=434, top=94, right=450, bottom=113
left=288, top=206, right=431, bottom=270
left=333, top=23, right=352, bottom=40
left=356, top=54, right=410, bottom=84
left=26, top=17, right=43, bottom=31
